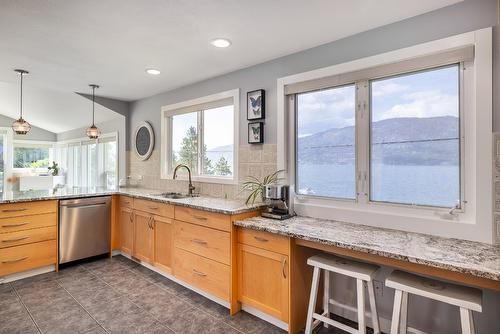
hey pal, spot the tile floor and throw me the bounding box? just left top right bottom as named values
left=0, top=255, right=287, bottom=334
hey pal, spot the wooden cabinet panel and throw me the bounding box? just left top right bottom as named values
left=237, top=243, right=289, bottom=322
left=154, top=216, right=173, bottom=273
left=134, top=199, right=174, bottom=218
left=174, top=221, right=230, bottom=265
left=119, top=207, right=134, bottom=255
left=0, top=213, right=57, bottom=234
left=134, top=211, right=154, bottom=263
left=0, top=226, right=56, bottom=248
left=174, top=206, right=230, bottom=232
left=173, top=247, right=230, bottom=301
left=237, top=228, right=289, bottom=255
left=0, top=240, right=57, bottom=276
left=119, top=195, right=133, bottom=208
left=0, top=200, right=57, bottom=219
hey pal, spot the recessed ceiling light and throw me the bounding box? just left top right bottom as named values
left=211, top=38, right=231, bottom=48
left=145, top=68, right=161, bottom=75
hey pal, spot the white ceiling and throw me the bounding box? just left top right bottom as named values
left=0, top=0, right=461, bottom=103
left=0, top=82, right=122, bottom=133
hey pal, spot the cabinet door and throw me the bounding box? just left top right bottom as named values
left=237, top=243, right=289, bottom=322
left=133, top=211, right=154, bottom=263
left=154, top=216, right=173, bottom=272
left=119, top=207, right=134, bottom=255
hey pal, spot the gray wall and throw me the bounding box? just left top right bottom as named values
left=129, top=0, right=499, bottom=149
left=56, top=117, right=126, bottom=183
left=0, top=114, right=56, bottom=141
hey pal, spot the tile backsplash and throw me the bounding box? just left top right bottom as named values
left=127, top=144, right=277, bottom=200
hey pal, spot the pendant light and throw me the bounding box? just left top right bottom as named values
left=12, top=69, right=31, bottom=135
left=86, top=84, right=100, bottom=139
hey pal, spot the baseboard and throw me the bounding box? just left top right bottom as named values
left=241, top=304, right=289, bottom=331
left=0, top=265, right=56, bottom=284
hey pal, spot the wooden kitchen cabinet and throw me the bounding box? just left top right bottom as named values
left=119, top=206, right=134, bottom=255
left=133, top=210, right=154, bottom=263
left=154, top=216, right=173, bottom=273
left=237, top=231, right=290, bottom=322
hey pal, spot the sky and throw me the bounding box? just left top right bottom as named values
left=297, top=64, right=459, bottom=137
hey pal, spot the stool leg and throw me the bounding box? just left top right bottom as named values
left=390, top=290, right=403, bottom=334
left=400, top=291, right=408, bottom=334
left=469, top=310, right=475, bottom=334
left=367, top=280, right=380, bottom=334
left=323, top=270, right=330, bottom=328
left=356, top=279, right=366, bottom=334
left=305, top=267, right=321, bottom=334
left=459, top=308, right=473, bottom=334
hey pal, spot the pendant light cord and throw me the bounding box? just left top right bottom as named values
left=92, top=85, right=95, bottom=126
left=19, top=72, right=23, bottom=119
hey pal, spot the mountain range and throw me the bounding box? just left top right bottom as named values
left=298, top=116, right=459, bottom=165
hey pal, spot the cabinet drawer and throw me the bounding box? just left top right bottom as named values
left=0, top=226, right=57, bottom=248
left=237, top=228, right=289, bottom=255
left=134, top=198, right=174, bottom=218
left=174, top=221, right=230, bottom=265
left=0, top=213, right=57, bottom=234
left=0, top=239, right=57, bottom=276
left=0, top=200, right=57, bottom=219
left=119, top=196, right=133, bottom=208
left=174, top=206, right=230, bottom=232
left=173, top=248, right=230, bottom=301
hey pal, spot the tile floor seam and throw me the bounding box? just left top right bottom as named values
left=11, top=282, right=43, bottom=334
left=55, top=277, right=111, bottom=334
left=84, top=265, right=177, bottom=334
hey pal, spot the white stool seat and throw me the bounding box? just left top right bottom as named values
left=305, top=253, right=381, bottom=334
left=386, top=270, right=482, bottom=312
left=386, top=270, right=483, bottom=334
left=307, top=254, right=379, bottom=282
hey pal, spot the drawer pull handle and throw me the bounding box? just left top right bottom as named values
left=2, top=236, right=30, bottom=243
left=192, top=269, right=207, bottom=277
left=2, top=222, right=29, bottom=228
left=149, top=206, right=159, bottom=210
left=192, top=239, right=207, bottom=245
left=2, top=256, right=28, bottom=264
left=282, top=258, right=287, bottom=279
left=2, top=208, right=28, bottom=213
left=192, top=216, right=207, bottom=221
left=254, top=236, right=269, bottom=243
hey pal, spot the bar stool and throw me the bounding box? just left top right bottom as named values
left=305, top=254, right=381, bottom=334
left=385, top=270, right=482, bottom=334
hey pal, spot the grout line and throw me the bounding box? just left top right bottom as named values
left=11, top=282, right=43, bottom=334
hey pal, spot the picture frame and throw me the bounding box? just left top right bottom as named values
left=247, top=89, right=265, bottom=120
left=248, top=122, right=264, bottom=144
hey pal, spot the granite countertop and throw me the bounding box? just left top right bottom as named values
left=234, top=216, right=500, bottom=281
left=0, top=187, right=263, bottom=215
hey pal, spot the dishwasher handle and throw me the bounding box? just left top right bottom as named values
left=61, top=203, right=108, bottom=209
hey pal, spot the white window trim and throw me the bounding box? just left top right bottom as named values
left=277, top=28, right=493, bottom=243
left=160, top=89, right=240, bottom=185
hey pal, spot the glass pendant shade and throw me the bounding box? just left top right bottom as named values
left=86, top=124, right=100, bottom=139
left=12, top=117, right=31, bottom=135
left=87, top=84, right=100, bottom=139
left=12, top=69, right=30, bottom=135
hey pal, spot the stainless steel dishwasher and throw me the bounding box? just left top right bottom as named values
left=59, top=196, right=111, bottom=264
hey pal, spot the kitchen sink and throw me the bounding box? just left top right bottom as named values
left=151, top=192, right=198, bottom=199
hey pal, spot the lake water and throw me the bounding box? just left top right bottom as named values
left=297, top=163, right=459, bottom=207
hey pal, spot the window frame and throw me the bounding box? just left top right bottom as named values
left=12, top=140, right=56, bottom=173
left=277, top=28, right=493, bottom=243
left=160, top=89, right=240, bottom=184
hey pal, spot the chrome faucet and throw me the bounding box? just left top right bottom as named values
left=172, top=164, right=195, bottom=196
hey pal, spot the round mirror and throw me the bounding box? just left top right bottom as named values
left=134, top=121, right=154, bottom=160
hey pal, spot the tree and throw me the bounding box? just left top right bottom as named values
left=177, top=126, right=213, bottom=175
left=214, top=156, right=231, bottom=176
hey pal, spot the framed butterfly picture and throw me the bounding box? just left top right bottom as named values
left=247, top=89, right=265, bottom=120
left=248, top=122, right=264, bottom=144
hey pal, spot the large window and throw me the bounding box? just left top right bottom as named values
left=161, top=89, right=238, bottom=183
left=288, top=46, right=473, bottom=210
left=370, top=65, right=460, bottom=207
left=13, top=142, right=54, bottom=169
left=296, top=84, right=356, bottom=199
left=55, top=134, right=117, bottom=188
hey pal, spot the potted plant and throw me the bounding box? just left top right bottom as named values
left=241, top=169, right=285, bottom=205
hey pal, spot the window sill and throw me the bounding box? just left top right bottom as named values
left=162, top=174, right=238, bottom=185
